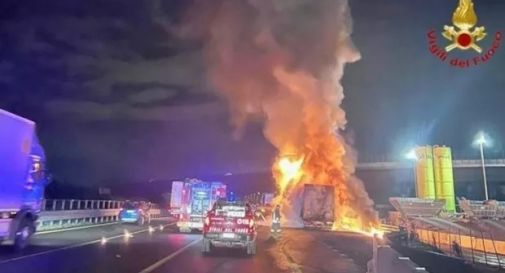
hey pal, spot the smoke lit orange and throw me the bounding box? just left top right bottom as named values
left=185, top=0, right=380, bottom=234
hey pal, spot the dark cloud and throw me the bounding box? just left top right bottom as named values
left=1, top=0, right=504, bottom=188
left=0, top=0, right=205, bottom=118
left=44, top=100, right=224, bottom=121
left=127, top=88, right=178, bottom=104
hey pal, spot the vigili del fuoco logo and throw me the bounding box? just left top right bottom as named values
left=427, top=0, right=501, bottom=68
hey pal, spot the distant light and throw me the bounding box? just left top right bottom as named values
left=159, top=225, right=164, bottom=231
left=228, top=191, right=236, bottom=202
left=474, top=131, right=487, bottom=146
left=101, top=237, right=108, bottom=245
left=405, top=149, right=417, bottom=160
left=148, top=226, right=154, bottom=233
left=224, top=172, right=233, bottom=176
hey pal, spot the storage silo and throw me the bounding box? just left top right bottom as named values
left=415, top=146, right=436, bottom=199
left=433, top=146, right=456, bottom=212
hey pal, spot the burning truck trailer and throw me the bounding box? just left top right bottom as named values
left=273, top=155, right=382, bottom=235
left=291, top=183, right=383, bottom=236
left=300, top=184, right=335, bottom=229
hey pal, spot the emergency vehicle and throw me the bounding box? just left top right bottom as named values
left=170, top=179, right=226, bottom=232
left=202, top=200, right=257, bottom=255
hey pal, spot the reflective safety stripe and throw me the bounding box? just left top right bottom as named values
left=208, top=226, right=249, bottom=233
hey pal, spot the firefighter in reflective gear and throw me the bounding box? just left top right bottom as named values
left=271, top=205, right=281, bottom=233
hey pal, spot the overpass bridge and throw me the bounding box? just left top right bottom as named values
left=228, top=158, right=505, bottom=175
left=200, top=158, right=505, bottom=202
left=356, top=159, right=505, bottom=203
left=357, top=159, right=505, bottom=170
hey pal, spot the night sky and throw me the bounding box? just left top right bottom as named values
left=1, top=0, right=504, bottom=187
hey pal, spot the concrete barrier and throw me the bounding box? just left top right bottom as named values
left=36, top=199, right=170, bottom=231
left=368, top=236, right=430, bottom=273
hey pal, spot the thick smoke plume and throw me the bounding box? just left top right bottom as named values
left=181, top=0, right=378, bottom=229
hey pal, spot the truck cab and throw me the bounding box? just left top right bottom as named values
left=0, top=109, right=49, bottom=250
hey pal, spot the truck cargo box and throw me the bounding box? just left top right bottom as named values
left=0, top=110, right=35, bottom=211
left=301, top=184, right=334, bottom=227
left=170, top=181, right=184, bottom=214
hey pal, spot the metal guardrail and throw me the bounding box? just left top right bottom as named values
left=36, top=199, right=168, bottom=231
left=458, top=199, right=505, bottom=219
left=42, top=199, right=124, bottom=211
left=412, top=228, right=505, bottom=269
left=380, top=224, right=399, bottom=233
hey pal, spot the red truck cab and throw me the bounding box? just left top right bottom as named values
left=202, top=201, right=257, bottom=255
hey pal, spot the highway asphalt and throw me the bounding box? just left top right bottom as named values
left=0, top=220, right=373, bottom=273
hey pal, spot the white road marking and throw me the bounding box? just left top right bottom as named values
left=138, top=238, right=202, bottom=273
left=0, top=223, right=175, bottom=265
left=36, top=217, right=173, bottom=235
left=36, top=222, right=118, bottom=235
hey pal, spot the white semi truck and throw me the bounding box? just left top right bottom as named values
left=0, top=109, right=49, bottom=250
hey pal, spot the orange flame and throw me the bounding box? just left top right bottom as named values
left=274, top=155, right=304, bottom=197
left=267, top=68, right=380, bottom=232
left=333, top=215, right=384, bottom=239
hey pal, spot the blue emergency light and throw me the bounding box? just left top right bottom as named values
left=228, top=191, right=236, bottom=202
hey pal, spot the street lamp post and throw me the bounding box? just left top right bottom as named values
left=475, top=133, right=489, bottom=200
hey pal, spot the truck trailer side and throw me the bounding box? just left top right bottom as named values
left=0, top=109, right=48, bottom=250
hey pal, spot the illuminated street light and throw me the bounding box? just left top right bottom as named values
left=476, top=133, right=486, bottom=146
left=405, top=149, right=417, bottom=160
left=100, top=237, right=107, bottom=245
left=474, top=131, right=490, bottom=200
